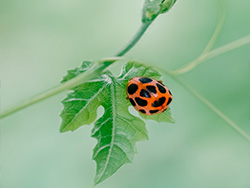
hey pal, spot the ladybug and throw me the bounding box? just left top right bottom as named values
left=126, top=77, right=172, bottom=115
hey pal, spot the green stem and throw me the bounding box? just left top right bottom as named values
left=201, top=0, right=226, bottom=54
left=172, top=35, right=250, bottom=75
left=0, top=57, right=122, bottom=119
left=0, top=21, right=155, bottom=119
left=204, top=35, right=250, bottom=59
left=172, top=0, right=226, bottom=75
left=115, top=21, right=152, bottom=56
left=160, top=68, right=250, bottom=142
left=173, top=76, right=250, bottom=142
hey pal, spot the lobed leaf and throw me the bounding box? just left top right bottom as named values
left=60, top=79, right=107, bottom=132
left=60, top=61, right=175, bottom=184
left=60, top=61, right=107, bottom=132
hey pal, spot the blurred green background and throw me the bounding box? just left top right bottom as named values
left=1, top=0, right=249, bottom=188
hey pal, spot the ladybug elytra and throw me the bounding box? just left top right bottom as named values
left=126, top=77, right=172, bottom=115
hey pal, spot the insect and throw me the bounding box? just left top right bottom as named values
left=126, top=77, right=173, bottom=115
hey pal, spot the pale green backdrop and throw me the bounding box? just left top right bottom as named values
left=1, top=0, right=249, bottom=188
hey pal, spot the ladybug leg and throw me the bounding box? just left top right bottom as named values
left=158, top=80, right=163, bottom=84
left=126, top=96, right=129, bottom=100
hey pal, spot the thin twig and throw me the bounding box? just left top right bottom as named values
left=172, top=35, right=250, bottom=75
left=172, top=0, right=226, bottom=75
left=173, top=76, right=250, bottom=142
left=158, top=67, right=250, bottom=142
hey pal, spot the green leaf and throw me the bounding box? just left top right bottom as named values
left=60, top=61, right=106, bottom=132
left=91, top=72, right=148, bottom=185
left=60, top=78, right=107, bottom=132
left=60, top=61, right=174, bottom=185
left=142, top=0, right=177, bottom=23
left=61, top=61, right=95, bottom=83
left=117, top=61, right=161, bottom=81
left=139, top=107, right=175, bottom=123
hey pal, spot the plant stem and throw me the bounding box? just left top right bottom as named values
left=0, top=21, right=155, bottom=119
left=115, top=21, right=152, bottom=56
left=3, top=32, right=248, bottom=120
left=172, top=35, right=250, bottom=75
left=204, top=35, right=250, bottom=59
left=173, top=76, right=250, bottom=142
left=0, top=57, right=122, bottom=119
left=200, top=0, right=226, bottom=54
left=172, top=0, right=226, bottom=75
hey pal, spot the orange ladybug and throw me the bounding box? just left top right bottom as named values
left=126, top=77, right=172, bottom=115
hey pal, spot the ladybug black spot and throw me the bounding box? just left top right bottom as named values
left=167, top=97, right=172, bottom=105
left=139, top=109, right=146, bottom=114
left=149, top=110, right=159, bottom=114
left=135, top=97, right=148, bottom=107
left=127, top=84, right=138, bottom=95
left=140, top=89, right=151, bottom=98
left=152, top=97, right=166, bottom=107
left=146, top=86, right=157, bottom=94
left=129, top=98, right=136, bottom=106
left=156, top=83, right=166, bottom=93
left=139, top=77, right=152, bottom=83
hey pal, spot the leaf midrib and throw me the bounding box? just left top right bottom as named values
left=95, top=76, right=120, bottom=184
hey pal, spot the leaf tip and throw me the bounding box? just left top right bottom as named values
left=59, top=122, right=77, bottom=133
left=168, top=118, right=175, bottom=124
left=59, top=126, right=68, bottom=133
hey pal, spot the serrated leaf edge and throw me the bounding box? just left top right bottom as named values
left=60, top=81, right=107, bottom=132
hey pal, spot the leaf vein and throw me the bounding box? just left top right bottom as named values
left=65, top=82, right=106, bottom=126
left=95, top=78, right=116, bottom=183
